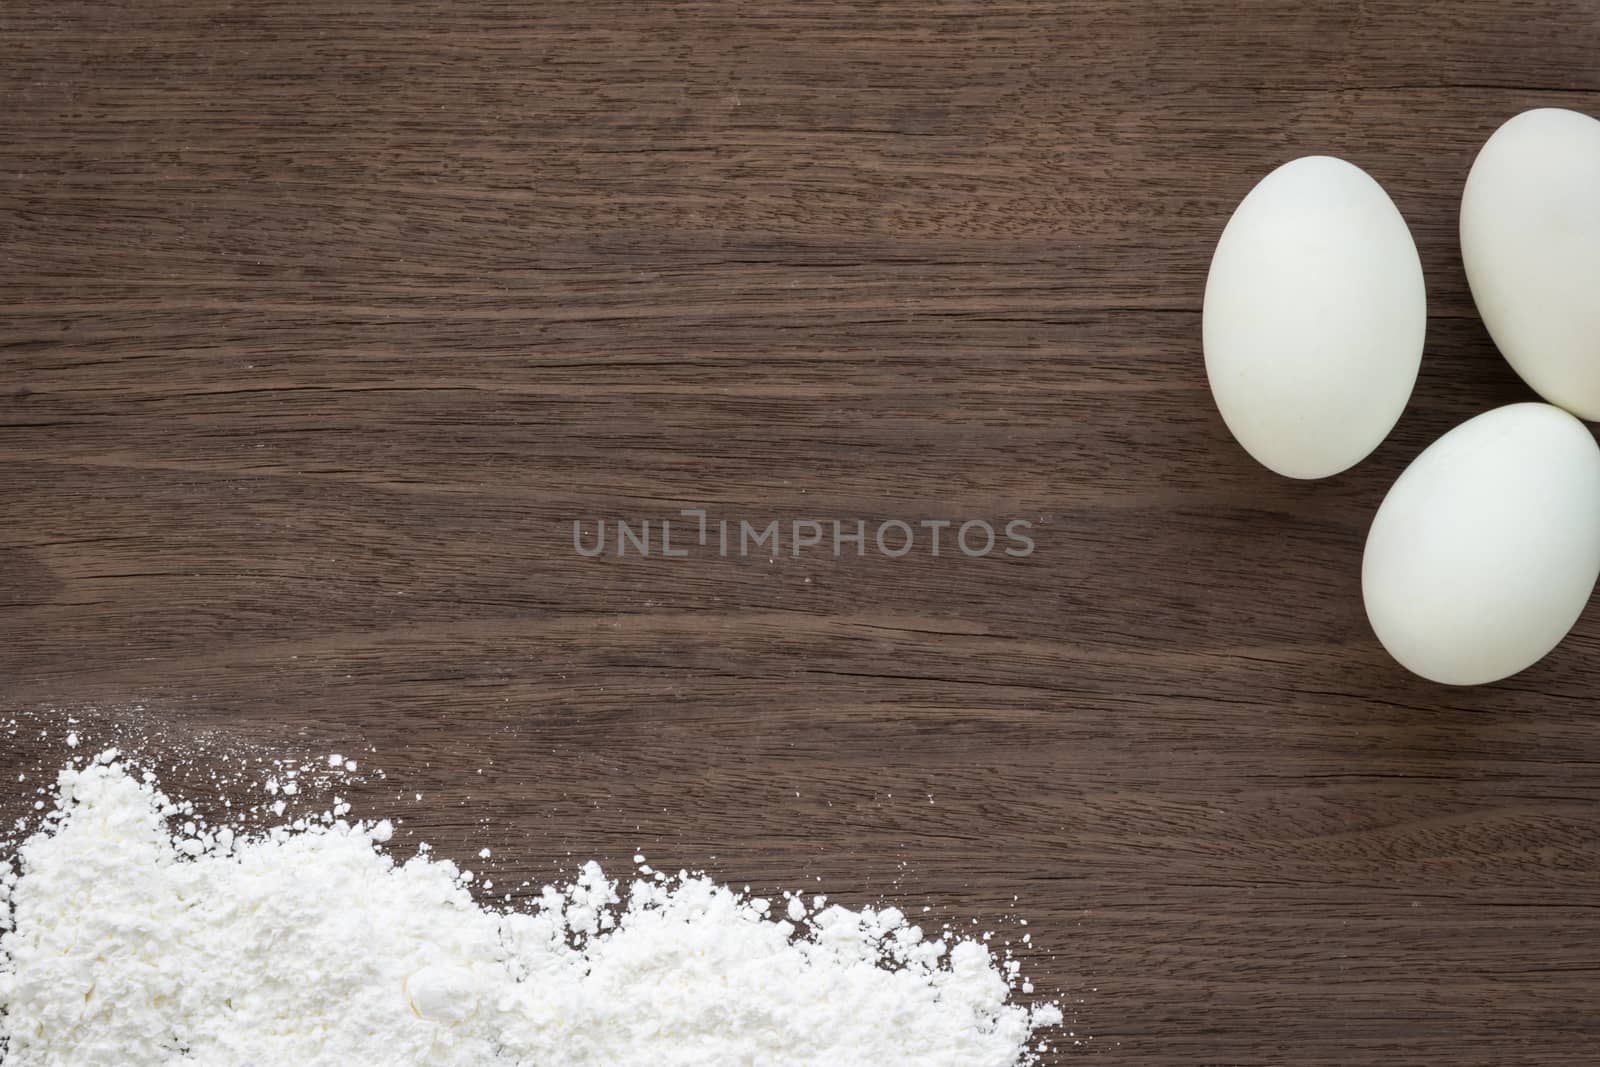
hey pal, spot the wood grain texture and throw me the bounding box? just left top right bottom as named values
left=4, top=1, right=1600, bottom=1062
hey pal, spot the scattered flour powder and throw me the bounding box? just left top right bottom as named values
left=0, top=750, right=1061, bottom=1066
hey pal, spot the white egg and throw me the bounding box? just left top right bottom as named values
left=1460, top=108, right=1600, bottom=419
left=1363, top=403, right=1600, bottom=685
left=1204, top=156, right=1426, bottom=478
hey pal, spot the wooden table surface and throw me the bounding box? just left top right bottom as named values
left=5, top=2, right=1600, bottom=1063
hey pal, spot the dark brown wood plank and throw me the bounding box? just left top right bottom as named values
left=5, top=1, right=1600, bottom=1062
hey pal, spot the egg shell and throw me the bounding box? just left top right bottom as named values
left=1460, top=108, right=1600, bottom=419
left=1204, top=156, right=1426, bottom=479
left=1362, top=403, right=1600, bottom=686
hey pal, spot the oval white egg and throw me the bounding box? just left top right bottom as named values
left=1363, top=403, right=1600, bottom=685
left=1204, top=156, right=1426, bottom=479
left=1461, top=108, right=1600, bottom=419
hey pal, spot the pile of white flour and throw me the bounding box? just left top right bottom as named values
left=0, top=750, right=1060, bottom=1066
